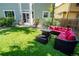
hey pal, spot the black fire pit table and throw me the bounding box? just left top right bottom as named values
left=41, top=29, right=52, bottom=37
left=36, top=29, right=52, bottom=44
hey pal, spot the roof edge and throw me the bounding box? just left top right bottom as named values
left=55, top=3, right=65, bottom=9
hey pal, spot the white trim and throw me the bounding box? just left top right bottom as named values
left=3, top=10, right=16, bottom=19
left=21, top=11, right=30, bottom=24
left=29, top=3, right=33, bottom=25
left=20, top=10, right=29, bottom=23
left=42, top=11, right=50, bottom=19
left=19, top=3, right=22, bottom=20
left=21, top=9, right=30, bottom=12
left=21, top=10, right=35, bottom=18
left=21, top=11, right=29, bottom=13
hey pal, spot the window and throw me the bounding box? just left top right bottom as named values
left=76, top=3, right=79, bottom=6
left=22, top=13, right=29, bottom=23
left=4, top=10, right=14, bottom=18
left=32, top=11, right=34, bottom=18
left=26, top=13, right=29, bottom=19
left=43, top=11, right=50, bottom=18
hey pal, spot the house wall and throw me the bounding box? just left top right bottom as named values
left=68, top=13, right=77, bottom=19
left=54, top=3, right=70, bottom=19
left=55, top=12, right=77, bottom=19
left=55, top=3, right=70, bottom=15
left=0, top=3, right=51, bottom=24
left=70, top=3, right=79, bottom=12
left=21, top=3, right=29, bottom=12
left=54, top=3, right=79, bottom=19
left=63, top=3, right=79, bottom=19
left=54, top=13, right=63, bottom=19
left=32, top=3, right=51, bottom=20
left=0, top=3, right=21, bottom=23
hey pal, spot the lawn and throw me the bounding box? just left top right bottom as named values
left=0, top=27, right=79, bottom=56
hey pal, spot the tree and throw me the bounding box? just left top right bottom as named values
left=49, top=3, right=55, bottom=25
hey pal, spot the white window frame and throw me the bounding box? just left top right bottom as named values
left=21, top=11, right=30, bottom=23
left=21, top=10, right=30, bottom=20
left=21, top=10, right=35, bottom=19
left=42, top=11, right=50, bottom=19
left=3, top=10, right=16, bottom=19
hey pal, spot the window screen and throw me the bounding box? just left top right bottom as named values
left=4, top=11, right=14, bottom=17
left=43, top=11, right=49, bottom=18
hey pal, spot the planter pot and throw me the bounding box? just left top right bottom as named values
left=54, top=38, right=78, bottom=56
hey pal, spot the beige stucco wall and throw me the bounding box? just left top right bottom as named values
left=70, top=3, right=79, bottom=11
left=54, top=12, right=77, bottom=19
left=54, top=13, right=63, bottom=19
left=54, top=3, right=70, bottom=19
left=68, top=13, right=77, bottom=19
left=54, top=3, right=79, bottom=19
left=55, top=4, right=70, bottom=14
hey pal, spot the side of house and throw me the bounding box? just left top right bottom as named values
left=54, top=3, right=79, bottom=30
left=54, top=3, right=70, bottom=19
left=0, top=3, right=51, bottom=26
left=54, top=3, right=79, bottom=20
left=0, top=3, right=21, bottom=24
left=32, top=3, right=51, bottom=20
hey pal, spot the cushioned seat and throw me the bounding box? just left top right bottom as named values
left=54, top=38, right=78, bottom=55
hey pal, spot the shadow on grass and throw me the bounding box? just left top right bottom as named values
left=0, top=27, right=36, bottom=35
left=0, top=38, right=65, bottom=56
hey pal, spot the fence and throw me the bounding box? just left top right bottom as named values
left=60, top=19, right=79, bottom=31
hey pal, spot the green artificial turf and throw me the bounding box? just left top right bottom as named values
left=0, top=27, right=78, bottom=56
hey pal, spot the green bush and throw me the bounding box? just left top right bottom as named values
left=0, top=17, right=14, bottom=27
left=0, top=18, right=6, bottom=26
left=41, top=17, right=52, bottom=28
left=5, top=17, right=14, bottom=26
left=53, top=18, right=60, bottom=26
left=33, top=18, right=40, bottom=28
left=41, top=18, right=60, bottom=29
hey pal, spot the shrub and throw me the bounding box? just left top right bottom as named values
left=33, top=18, right=40, bottom=28
left=5, top=17, right=14, bottom=26
left=53, top=18, right=60, bottom=26
left=0, top=17, right=14, bottom=27
left=40, top=17, right=52, bottom=29
left=41, top=18, right=61, bottom=29
left=0, top=17, right=6, bottom=26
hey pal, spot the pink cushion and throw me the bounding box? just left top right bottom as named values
left=49, top=26, right=76, bottom=41
left=57, top=32, right=66, bottom=40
